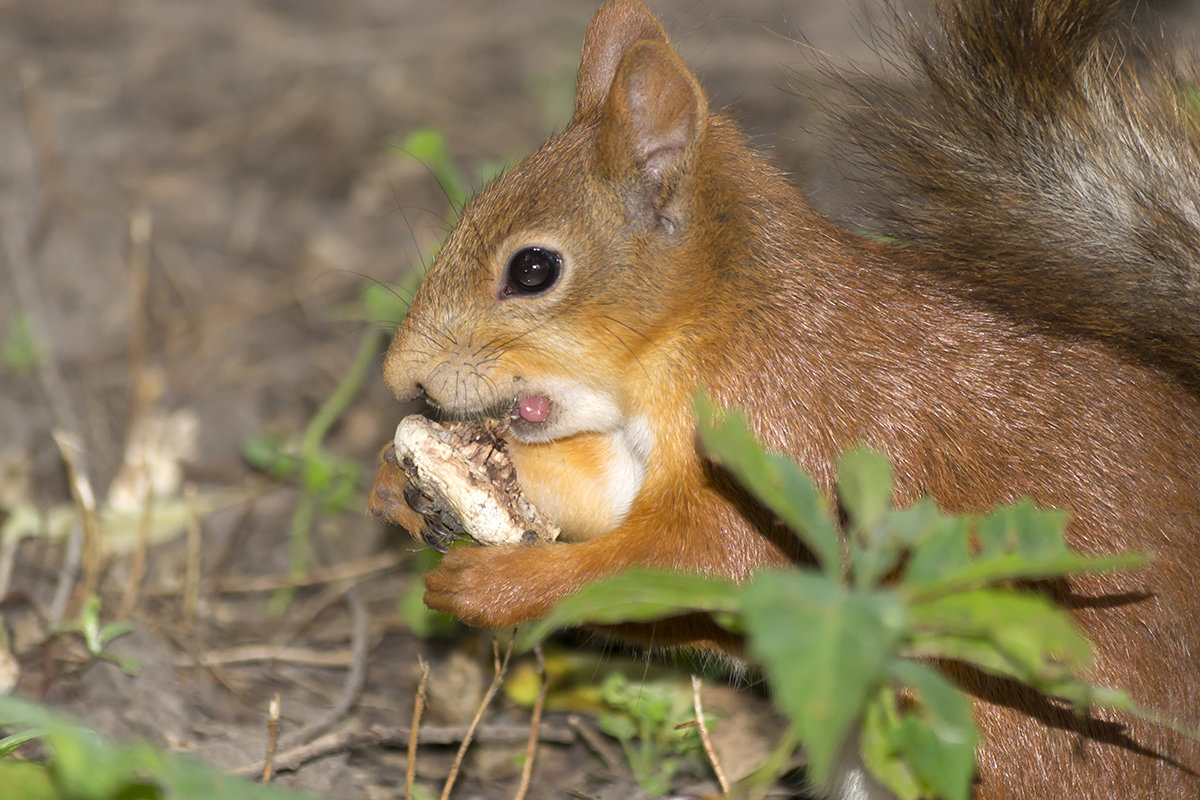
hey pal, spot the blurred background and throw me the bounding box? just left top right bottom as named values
left=0, top=1, right=1193, bottom=798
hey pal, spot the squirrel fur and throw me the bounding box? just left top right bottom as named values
left=369, top=1, right=1200, bottom=797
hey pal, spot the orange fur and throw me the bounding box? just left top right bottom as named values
left=369, top=1, right=1200, bottom=796
left=507, top=432, right=633, bottom=540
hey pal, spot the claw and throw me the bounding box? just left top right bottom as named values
left=422, top=517, right=457, bottom=553
left=404, top=481, right=437, bottom=515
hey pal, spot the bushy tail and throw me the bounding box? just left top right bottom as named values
left=845, top=0, right=1200, bottom=390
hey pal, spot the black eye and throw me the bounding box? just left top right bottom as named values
left=505, top=247, right=561, bottom=295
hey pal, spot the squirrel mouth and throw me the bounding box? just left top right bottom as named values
left=511, top=394, right=552, bottom=424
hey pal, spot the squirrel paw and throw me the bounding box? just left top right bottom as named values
left=368, top=443, right=461, bottom=551
left=424, top=546, right=562, bottom=628
left=368, top=443, right=420, bottom=527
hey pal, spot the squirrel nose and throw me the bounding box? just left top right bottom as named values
left=382, top=348, right=428, bottom=403
left=391, top=381, right=427, bottom=404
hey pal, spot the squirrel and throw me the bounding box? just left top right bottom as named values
left=368, top=0, right=1200, bottom=797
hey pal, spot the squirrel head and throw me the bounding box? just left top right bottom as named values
left=383, top=0, right=713, bottom=444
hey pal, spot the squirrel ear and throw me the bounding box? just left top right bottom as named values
left=593, top=39, right=708, bottom=230
left=573, top=1, right=669, bottom=124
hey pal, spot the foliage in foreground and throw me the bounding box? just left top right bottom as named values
left=594, top=672, right=709, bottom=795
left=520, top=394, right=1152, bottom=800
left=0, top=694, right=315, bottom=800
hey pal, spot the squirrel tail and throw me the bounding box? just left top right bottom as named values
left=843, top=0, right=1200, bottom=390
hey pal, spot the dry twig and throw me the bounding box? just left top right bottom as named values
left=513, top=644, right=547, bottom=800
left=180, top=645, right=355, bottom=668
left=273, top=532, right=372, bottom=753
left=262, top=693, right=281, bottom=783
left=406, top=658, right=430, bottom=800
left=183, top=483, right=202, bottom=620
left=566, top=714, right=622, bottom=773
left=0, top=520, right=22, bottom=601
left=119, top=483, right=155, bottom=619
left=272, top=579, right=357, bottom=646
left=234, top=721, right=575, bottom=777
left=125, top=206, right=153, bottom=432
left=146, top=549, right=406, bottom=595
left=50, top=429, right=101, bottom=622
left=691, top=674, right=729, bottom=794
left=441, top=637, right=514, bottom=800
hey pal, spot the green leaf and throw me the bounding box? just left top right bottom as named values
left=2, top=314, right=46, bottom=375
left=887, top=660, right=977, bottom=800
left=399, top=585, right=458, bottom=640
left=359, top=282, right=412, bottom=327
left=908, top=589, right=1093, bottom=680
left=632, top=766, right=671, bottom=797
left=885, top=498, right=952, bottom=544
left=79, top=595, right=103, bottom=654
left=102, top=653, right=142, bottom=677
left=905, top=549, right=1147, bottom=601
left=598, top=713, right=637, bottom=742
left=0, top=695, right=321, bottom=800
left=302, top=456, right=332, bottom=494
left=742, top=570, right=905, bottom=785
left=241, top=435, right=298, bottom=480
left=98, top=621, right=135, bottom=650
left=977, top=501, right=1069, bottom=560
left=0, top=728, right=42, bottom=758
left=696, top=394, right=841, bottom=575
left=0, top=761, right=55, bottom=800
left=838, top=448, right=906, bottom=588
left=837, top=447, right=893, bottom=536
left=900, top=498, right=1149, bottom=600
left=396, top=128, right=471, bottom=212
left=860, top=687, right=921, bottom=800
left=52, top=728, right=162, bottom=800
left=899, top=515, right=972, bottom=588
left=518, top=569, right=742, bottom=650
left=399, top=550, right=458, bottom=638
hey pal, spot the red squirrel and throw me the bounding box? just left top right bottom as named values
left=369, top=0, right=1200, bottom=797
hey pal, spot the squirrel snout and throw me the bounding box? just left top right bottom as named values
left=388, top=376, right=427, bottom=405
left=381, top=343, right=427, bottom=404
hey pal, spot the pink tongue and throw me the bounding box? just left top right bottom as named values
left=516, top=394, right=551, bottom=423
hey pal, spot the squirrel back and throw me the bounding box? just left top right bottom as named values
left=842, top=0, right=1200, bottom=391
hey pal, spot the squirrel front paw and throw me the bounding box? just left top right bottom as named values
left=424, top=546, right=564, bottom=629
left=368, top=442, right=461, bottom=551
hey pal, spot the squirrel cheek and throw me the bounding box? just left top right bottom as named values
left=508, top=426, right=648, bottom=540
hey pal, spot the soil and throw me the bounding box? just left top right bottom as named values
left=0, top=1, right=1193, bottom=799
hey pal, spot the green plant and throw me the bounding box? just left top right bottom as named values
left=2, top=313, right=46, bottom=375
left=0, top=694, right=318, bottom=800
left=594, top=672, right=710, bottom=796
left=520, top=394, right=1157, bottom=800
left=50, top=595, right=138, bottom=676
left=395, top=128, right=509, bottom=217
left=351, top=128, right=486, bottom=334
left=241, top=325, right=381, bottom=614
left=396, top=549, right=457, bottom=638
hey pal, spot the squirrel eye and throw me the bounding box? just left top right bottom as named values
left=505, top=247, right=562, bottom=295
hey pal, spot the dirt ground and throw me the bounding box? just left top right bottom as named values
left=0, top=1, right=1194, bottom=799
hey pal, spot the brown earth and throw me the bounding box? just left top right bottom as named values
left=0, top=1, right=1192, bottom=798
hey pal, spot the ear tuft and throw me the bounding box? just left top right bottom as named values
left=573, top=1, right=669, bottom=123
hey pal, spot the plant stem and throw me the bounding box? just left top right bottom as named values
left=302, top=327, right=386, bottom=458
left=271, top=326, right=386, bottom=612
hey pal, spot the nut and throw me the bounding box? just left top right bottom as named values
left=392, top=416, right=559, bottom=547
